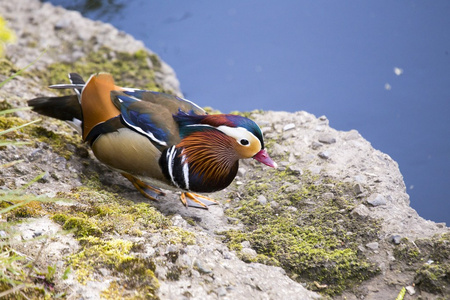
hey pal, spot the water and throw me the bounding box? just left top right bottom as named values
left=44, top=0, right=450, bottom=224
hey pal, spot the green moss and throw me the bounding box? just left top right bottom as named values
left=222, top=170, right=380, bottom=296
left=0, top=100, right=12, bottom=111
left=0, top=116, right=83, bottom=159
left=415, top=262, right=450, bottom=294
left=69, top=236, right=134, bottom=282
left=62, top=216, right=103, bottom=238
left=393, top=233, right=450, bottom=295
left=0, top=57, right=18, bottom=76
left=47, top=185, right=195, bottom=297
left=162, top=226, right=196, bottom=245
left=393, top=238, right=423, bottom=265
left=30, top=46, right=167, bottom=94
left=54, top=189, right=164, bottom=297
left=6, top=200, right=45, bottom=220
left=51, top=213, right=69, bottom=224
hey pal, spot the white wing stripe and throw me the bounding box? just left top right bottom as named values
left=182, top=155, right=189, bottom=190
left=120, top=117, right=168, bottom=147
left=167, top=146, right=179, bottom=188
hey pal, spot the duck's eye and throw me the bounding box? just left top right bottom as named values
left=240, top=139, right=249, bottom=146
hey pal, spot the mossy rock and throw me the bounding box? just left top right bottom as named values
left=29, top=47, right=166, bottom=93
left=393, top=233, right=450, bottom=295
left=222, top=169, right=381, bottom=296
left=415, top=262, right=450, bottom=294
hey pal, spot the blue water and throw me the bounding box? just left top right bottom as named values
left=45, top=0, right=450, bottom=224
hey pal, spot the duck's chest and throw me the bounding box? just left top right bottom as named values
left=91, top=128, right=167, bottom=182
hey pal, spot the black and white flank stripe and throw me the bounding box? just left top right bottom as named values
left=159, top=146, right=190, bottom=190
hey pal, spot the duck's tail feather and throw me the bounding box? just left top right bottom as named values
left=27, top=95, right=82, bottom=121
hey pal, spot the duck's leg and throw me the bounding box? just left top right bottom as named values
left=180, top=192, right=219, bottom=209
left=121, top=173, right=165, bottom=200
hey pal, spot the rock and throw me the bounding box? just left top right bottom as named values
left=241, top=247, right=258, bottom=261
left=283, top=123, right=296, bottom=131
left=367, top=193, right=387, bottom=206
left=237, top=167, right=246, bottom=177
left=353, top=183, right=364, bottom=195
left=311, top=141, right=323, bottom=150
left=257, top=195, right=267, bottom=205
left=261, top=126, right=272, bottom=134
left=241, top=241, right=251, bottom=248
left=322, top=192, right=334, bottom=200
left=405, top=285, right=416, bottom=295
left=318, top=135, right=336, bottom=144
left=365, top=242, right=379, bottom=250
left=351, top=204, right=371, bottom=217
left=287, top=165, right=303, bottom=175
left=270, top=201, right=280, bottom=209
left=286, top=206, right=298, bottom=212
left=390, top=235, right=402, bottom=245
left=344, top=130, right=361, bottom=141
left=308, top=166, right=322, bottom=174
left=193, top=259, right=213, bottom=274
left=318, top=151, right=330, bottom=159
left=216, top=286, right=227, bottom=297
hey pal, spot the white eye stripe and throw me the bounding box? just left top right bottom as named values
left=216, top=125, right=260, bottom=147
left=185, top=124, right=260, bottom=148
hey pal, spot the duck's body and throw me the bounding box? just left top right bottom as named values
left=28, top=73, right=276, bottom=208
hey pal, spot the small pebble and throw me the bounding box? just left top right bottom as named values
left=405, top=286, right=416, bottom=295
left=390, top=235, right=401, bottom=245
left=367, top=194, right=387, bottom=206
left=237, top=167, right=246, bottom=177
left=38, top=172, right=50, bottom=183
left=194, top=259, right=212, bottom=274
left=98, top=268, right=110, bottom=277
left=261, top=126, right=272, bottom=134
left=365, top=242, right=379, bottom=250
left=318, top=151, right=330, bottom=159
left=288, top=165, right=303, bottom=175
left=353, top=183, right=364, bottom=195
left=283, top=123, right=296, bottom=131
left=322, top=192, right=334, bottom=200
left=241, top=247, right=257, bottom=260
left=241, top=241, right=251, bottom=248
left=344, top=130, right=360, bottom=141
left=311, top=141, right=323, bottom=150
left=270, top=201, right=279, bottom=209
left=33, top=231, right=43, bottom=238
left=257, top=195, right=267, bottom=205
left=286, top=206, right=297, bottom=212
left=351, top=204, right=370, bottom=217
left=216, top=287, right=227, bottom=297
left=308, top=166, right=322, bottom=175
left=318, top=135, right=336, bottom=144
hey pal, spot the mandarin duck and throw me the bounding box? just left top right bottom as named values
left=27, top=73, right=277, bottom=209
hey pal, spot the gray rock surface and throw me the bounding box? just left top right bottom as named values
left=0, top=0, right=448, bottom=299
